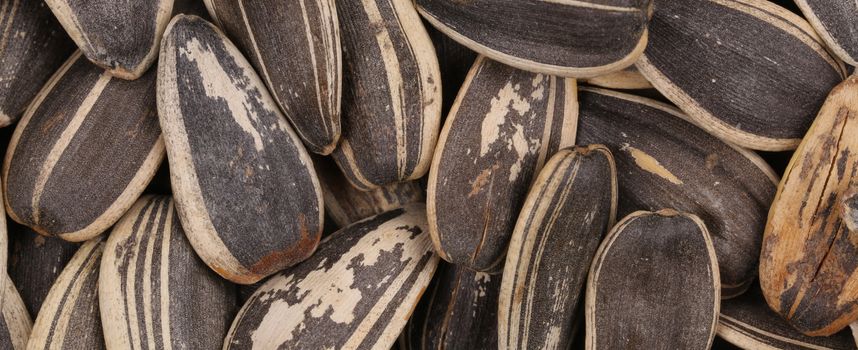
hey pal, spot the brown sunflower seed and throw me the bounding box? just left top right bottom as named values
left=99, top=196, right=238, bottom=349
left=8, top=223, right=79, bottom=318
left=576, top=87, right=777, bottom=297
left=637, top=0, right=847, bottom=151
left=202, top=0, right=342, bottom=154
left=331, top=0, right=442, bottom=190
left=583, top=66, right=653, bottom=90
left=27, top=236, right=105, bottom=350
left=157, top=15, right=323, bottom=284
left=760, top=74, right=858, bottom=336
left=1, top=276, right=31, bottom=350
left=499, top=145, right=617, bottom=350
left=44, top=0, right=173, bottom=80
left=586, top=210, right=720, bottom=349
left=225, top=204, right=439, bottom=350
left=794, top=1, right=858, bottom=66
left=3, top=51, right=164, bottom=242
left=414, top=0, right=651, bottom=78
left=428, top=56, right=578, bottom=271
left=0, top=0, right=74, bottom=127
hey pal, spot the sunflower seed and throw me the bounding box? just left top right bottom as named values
left=3, top=51, right=164, bottom=242
left=1, top=276, right=30, bottom=350
left=428, top=56, right=578, bottom=271
left=157, top=15, right=323, bottom=284
left=583, top=66, right=653, bottom=90
left=225, top=204, right=439, bottom=350
left=8, top=223, right=79, bottom=318
left=576, top=87, right=777, bottom=297
left=586, top=210, right=719, bottom=349
left=331, top=0, right=442, bottom=190
left=794, top=0, right=858, bottom=66
left=760, top=74, right=858, bottom=336
left=499, top=145, right=617, bottom=350
left=414, top=0, right=651, bottom=78
left=99, top=196, right=237, bottom=349
left=637, top=0, right=847, bottom=151
left=44, top=0, right=174, bottom=80
left=202, top=0, right=342, bottom=154
left=27, top=237, right=105, bottom=350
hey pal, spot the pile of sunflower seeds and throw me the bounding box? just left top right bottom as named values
left=0, top=0, right=856, bottom=349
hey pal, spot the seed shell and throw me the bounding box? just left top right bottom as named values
left=794, top=0, right=858, bottom=66
left=203, top=0, right=342, bottom=154
left=499, top=145, right=617, bottom=350
left=586, top=210, right=720, bottom=350
left=99, top=196, right=238, bottom=349
left=1, top=276, right=31, bottom=350
left=576, top=87, right=777, bottom=297
left=583, top=66, right=653, bottom=90
left=8, top=223, right=79, bottom=318
left=3, top=51, right=164, bottom=242
left=331, top=0, right=442, bottom=190
left=428, top=56, right=578, bottom=271
left=637, top=0, right=847, bottom=151
left=225, top=204, right=439, bottom=349
left=157, top=15, right=323, bottom=284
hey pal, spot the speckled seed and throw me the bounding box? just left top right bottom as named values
left=225, top=204, right=439, bottom=350
left=428, top=56, right=578, bottom=271
left=44, top=0, right=174, bottom=80
left=3, top=51, right=164, bottom=242
left=637, top=0, right=846, bottom=151
left=794, top=0, right=858, bottom=66
left=576, top=87, right=777, bottom=298
left=414, top=0, right=651, bottom=78
left=1, top=276, right=32, bottom=350
left=157, top=15, right=323, bottom=284
left=8, top=223, right=79, bottom=318
left=203, top=0, right=342, bottom=154
left=99, top=196, right=237, bottom=350
left=760, top=75, right=858, bottom=336
left=586, top=210, right=720, bottom=350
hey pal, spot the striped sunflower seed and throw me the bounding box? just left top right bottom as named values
left=414, top=0, right=652, bottom=78
left=2, top=275, right=31, bottom=350
left=637, top=0, right=847, bottom=151
left=760, top=74, right=858, bottom=336
left=225, top=204, right=439, bottom=349
left=586, top=210, right=720, bottom=349
left=157, top=15, right=323, bottom=284
left=794, top=0, right=858, bottom=66
left=8, top=223, right=79, bottom=318
left=99, top=196, right=237, bottom=349
left=576, top=87, right=777, bottom=297
left=428, top=56, right=578, bottom=272
left=499, top=145, right=617, bottom=350
left=202, top=0, right=342, bottom=155
left=331, top=0, right=442, bottom=190
left=3, top=51, right=164, bottom=242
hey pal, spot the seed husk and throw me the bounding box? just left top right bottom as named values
left=794, top=0, right=858, bottom=67
left=330, top=0, right=442, bottom=190
left=3, top=51, right=164, bottom=243
left=27, top=236, right=105, bottom=350
left=586, top=210, right=720, bottom=350
left=582, top=66, right=653, bottom=90
left=414, top=0, right=651, bottom=78
left=576, top=87, right=777, bottom=297
left=8, top=223, right=79, bottom=318
left=99, top=196, right=238, bottom=349
left=157, top=14, right=323, bottom=284
left=760, top=74, right=858, bottom=336
left=202, top=0, right=342, bottom=155
left=499, top=145, right=617, bottom=350
left=428, top=56, right=578, bottom=271
left=1, top=276, right=31, bottom=350
left=225, top=204, right=439, bottom=350
left=44, top=0, right=174, bottom=80
left=637, top=0, right=847, bottom=151
left=0, top=0, right=75, bottom=127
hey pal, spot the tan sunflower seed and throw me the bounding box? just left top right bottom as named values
left=99, top=196, right=237, bottom=349
left=586, top=210, right=720, bottom=350
left=3, top=51, right=164, bottom=242
left=157, top=15, right=323, bottom=284
left=583, top=66, right=653, bottom=90
left=637, top=0, right=847, bottom=151
left=760, top=74, right=858, bottom=336
left=0, top=0, right=75, bottom=127
left=225, top=204, right=439, bottom=350
left=794, top=0, right=858, bottom=66
left=331, top=0, right=442, bottom=190
left=414, top=0, right=651, bottom=78
left=428, top=56, right=578, bottom=271
left=499, top=145, right=617, bottom=350
left=44, top=0, right=174, bottom=80
left=576, top=87, right=777, bottom=297
left=1, top=276, right=31, bottom=350
left=27, top=236, right=105, bottom=350
left=202, top=0, right=342, bottom=154
left=8, top=223, right=79, bottom=318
